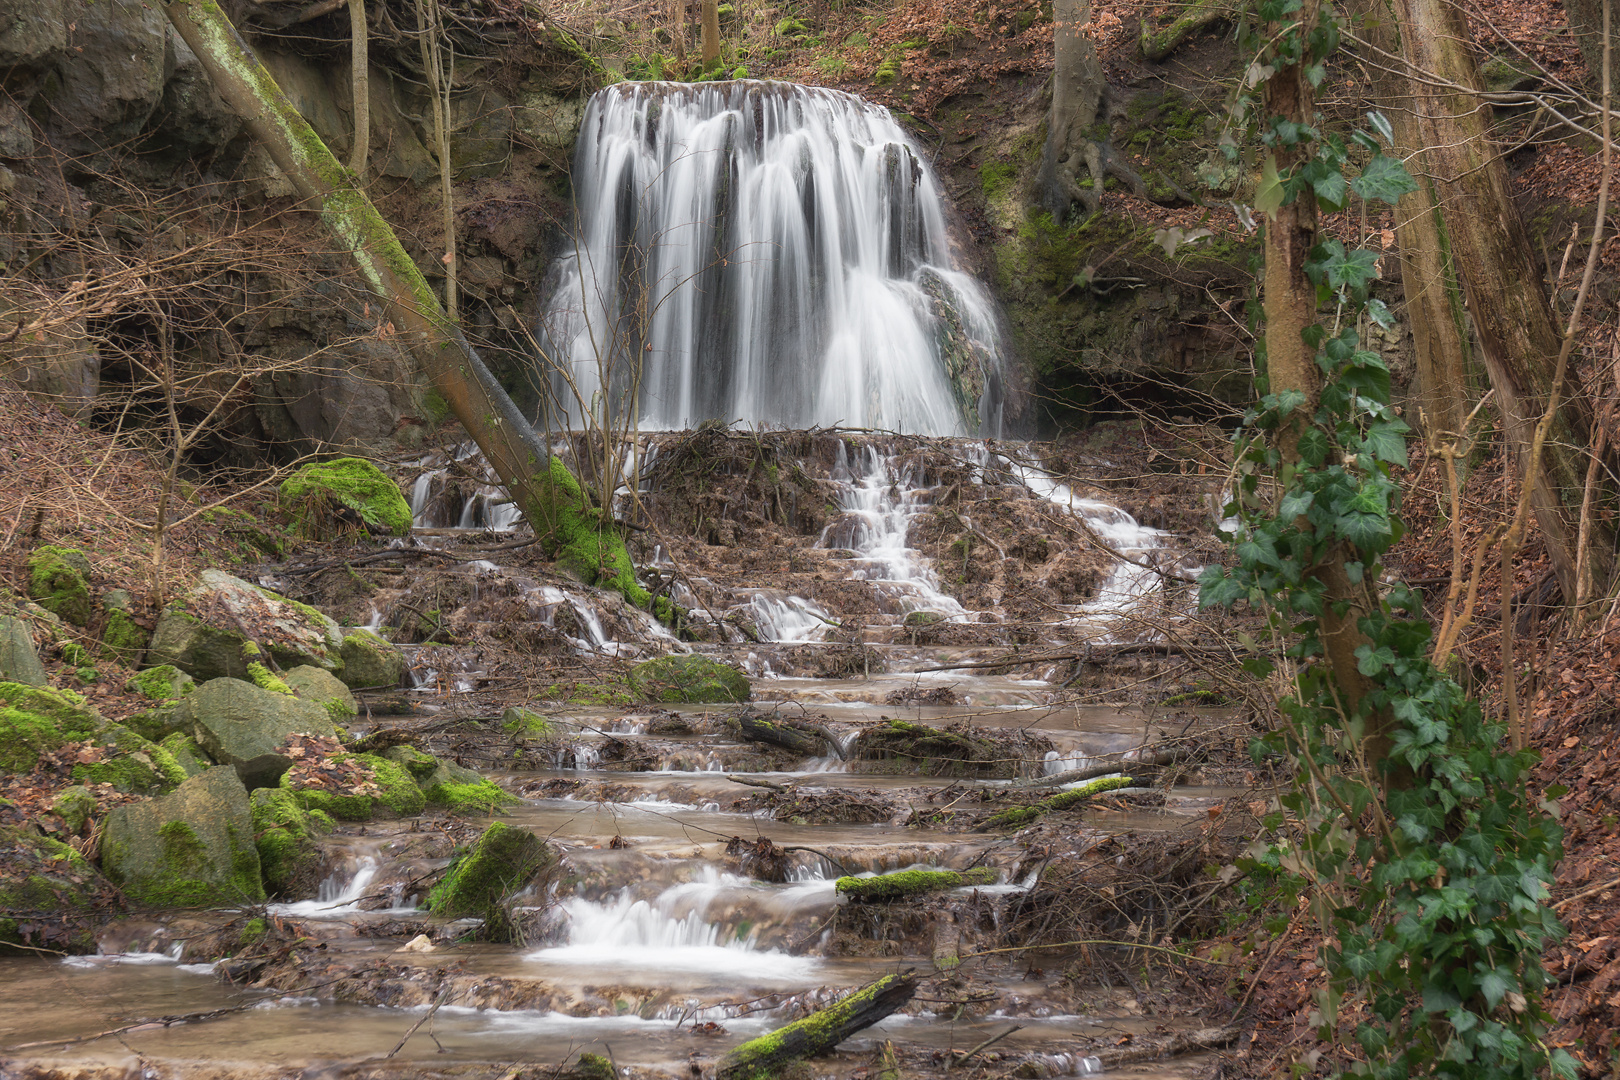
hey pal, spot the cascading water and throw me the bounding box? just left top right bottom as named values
left=536, top=81, right=1003, bottom=436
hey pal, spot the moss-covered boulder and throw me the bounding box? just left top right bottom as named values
left=380, top=743, right=439, bottom=780
left=282, top=665, right=357, bottom=723
left=0, top=615, right=47, bottom=687
left=100, top=766, right=265, bottom=908
left=420, top=757, right=516, bottom=813
left=281, top=752, right=425, bottom=821
left=101, top=589, right=148, bottom=663
left=0, top=826, right=106, bottom=953
left=502, top=707, right=552, bottom=736
left=338, top=628, right=407, bottom=690
left=25, top=546, right=91, bottom=626
left=127, top=664, right=195, bottom=702
left=249, top=787, right=329, bottom=896
left=628, top=654, right=751, bottom=704
left=75, top=723, right=188, bottom=793
left=175, top=677, right=337, bottom=788
left=426, top=821, right=554, bottom=940
left=160, top=732, right=212, bottom=777
left=51, top=785, right=97, bottom=833
left=0, top=682, right=101, bottom=772
left=145, top=570, right=345, bottom=681
left=279, top=457, right=413, bottom=538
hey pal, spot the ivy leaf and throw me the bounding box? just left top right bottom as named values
left=1296, top=427, right=1331, bottom=467
left=1365, top=110, right=1395, bottom=144
left=1478, top=967, right=1515, bottom=1010
left=1361, top=419, right=1410, bottom=466
left=1339, top=511, right=1393, bottom=550
left=1365, top=297, right=1395, bottom=328
left=1198, top=565, right=1246, bottom=610
left=1352, top=153, right=1419, bottom=205
left=1255, top=155, right=1287, bottom=220
left=1303, top=158, right=1348, bottom=211
left=1279, top=490, right=1314, bottom=519
left=1311, top=240, right=1382, bottom=295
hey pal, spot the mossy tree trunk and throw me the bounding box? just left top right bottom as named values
left=1398, top=0, right=1613, bottom=601
left=160, top=0, right=650, bottom=608
left=1036, top=0, right=1105, bottom=221
left=715, top=973, right=917, bottom=1080
left=701, top=0, right=721, bottom=68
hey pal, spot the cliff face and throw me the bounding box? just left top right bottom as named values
left=0, top=0, right=587, bottom=461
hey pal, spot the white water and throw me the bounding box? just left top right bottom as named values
left=270, top=857, right=384, bottom=917
left=527, top=869, right=825, bottom=980
left=537, top=81, right=1002, bottom=435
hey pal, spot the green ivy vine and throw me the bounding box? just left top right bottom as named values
left=1198, top=2, right=1573, bottom=1076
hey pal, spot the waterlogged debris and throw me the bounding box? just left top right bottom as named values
left=715, top=971, right=918, bottom=1080
left=982, top=776, right=1135, bottom=830
left=835, top=866, right=996, bottom=902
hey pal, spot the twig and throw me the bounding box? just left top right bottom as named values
left=949, top=1024, right=1022, bottom=1069
left=384, top=983, right=450, bottom=1058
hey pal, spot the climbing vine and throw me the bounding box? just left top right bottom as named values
left=1198, top=3, right=1573, bottom=1076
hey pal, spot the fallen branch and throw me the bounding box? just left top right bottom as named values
left=836, top=867, right=996, bottom=903
left=1010, top=749, right=1180, bottom=789
left=980, top=776, right=1135, bottom=830
left=715, top=972, right=918, bottom=1080
left=1095, top=1024, right=1241, bottom=1068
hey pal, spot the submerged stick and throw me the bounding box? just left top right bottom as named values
left=715, top=972, right=918, bottom=1080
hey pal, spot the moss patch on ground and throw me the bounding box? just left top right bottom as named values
left=627, top=654, right=750, bottom=704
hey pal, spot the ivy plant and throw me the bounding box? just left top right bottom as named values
left=1199, top=4, right=1573, bottom=1077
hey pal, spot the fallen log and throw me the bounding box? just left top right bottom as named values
left=733, top=709, right=831, bottom=756
left=1095, top=1024, right=1240, bottom=1068
left=1010, top=748, right=1180, bottom=789
left=835, top=867, right=997, bottom=903
left=981, top=775, right=1135, bottom=830
left=715, top=972, right=918, bottom=1080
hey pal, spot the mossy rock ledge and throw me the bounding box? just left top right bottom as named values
left=835, top=867, right=997, bottom=902
left=281, top=752, right=426, bottom=821
left=174, top=677, right=337, bottom=788
left=338, top=628, right=407, bottom=690
left=628, top=655, right=751, bottom=704
left=249, top=787, right=330, bottom=897
left=145, top=569, right=345, bottom=681
left=100, top=766, right=265, bottom=908
left=279, top=457, right=413, bottom=538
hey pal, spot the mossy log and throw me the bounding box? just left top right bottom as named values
left=734, top=709, right=829, bottom=756
left=159, top=0, right=650, bottom=609
left=715, top=973, right=918, bottom=1080
left=1139, top=0, right=1228, bottom=60
left=981, top=776, right=1135, bottom=830
left=835, top=867, right=996, bottom=903
left=857, top=719, right=1004, bottom=776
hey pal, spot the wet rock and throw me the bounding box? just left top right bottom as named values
left=426, top=821, right=556, bottom=941
left=281, top=664, right=357, bottom=723
left=0, top=614, right=46, bottom=686
left=339, top=628, right=407, bottom=689
left=146, top=569, right=345, bottom=681
left=100, top=766, right=265, bottom=908
left=176, top=677, right=337, bottom=788
left=279, top=457, right=412, bottom=538
left=419, top=757, right=515, bottom=813
left=0, top=682, right=102, bottom=772
left=25, top=545, right=91, bottom=626
left=0, top=825, right=105, bottom=953
left=628, top=654, right=751, bottom=704
left=281, top=751, right=425, bottom=821
left=249, top=787, right=329, bottom=897
left=379, top=743, right=438, bottom=779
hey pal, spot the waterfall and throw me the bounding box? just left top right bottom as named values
left=537, top=81, right=1004, bottom=436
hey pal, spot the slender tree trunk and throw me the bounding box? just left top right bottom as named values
left=348, top=0, right=368, bottom=176
left=1036, top=0, right=1106, bottom=221
left=1355, top=0, right=1476, bottom=444
left=1398, top=0, right=1612, bottom=599
left=415, top=0, right=457, bottom=321
left=670, top=0, right=686, bottom=68
left=161, top=0, right=651, bottom=607
left=701, top=0, right=721, bottom=69
left=1260, top=16, right=1383, bottom=755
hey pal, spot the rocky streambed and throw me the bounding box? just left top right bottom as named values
left=0, top=431, right=1247, bottom=1080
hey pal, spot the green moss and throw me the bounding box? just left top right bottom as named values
left=60, top=642, right=89, bottom=666
left=501, top=707, right=552, bottom=736
left=983, top=775, right=1134, bottom=829
left=980, top=160, right=1018, bottom=201
left=774, top=16, right=809, bottom=35
left=0, top=827, right=100, bottom=953
left=423, top=778, right=516, bottom=814
left=716, top=973, right=911, bottom=1080
left=282, top=752, right=425, bottom=821
left=627, top=655, right=750, bottom=704
left=426, top=821, right=554, bottom=940
left=51, top=785, right=96, bottom=832
left=26, top=546, right=92, bottom=626
left=571, top=1053, right=616, bottom=1080
left=0, top=683, right=100, bottom=772
left=239, top=916, right=267, bottom=944
left=874, top=55, right=901, bottom=84
left=532, top=455, right=651, bottom=609
left=74, top=666, right=98, bottom=684
left=250, top=787, right=328, bottom=895
left=160, top=732, right=212, bottom=777
left=380, top=743, right=438, bottom=779
left=834, top=866, right=996, bottom=902
left=247, top=662, right=294, bottom=696
left=279, top=458, right=412, bottom=538
left=73, top=724, right=186, bottom=792
left=128, top=665, right=195, bottom=702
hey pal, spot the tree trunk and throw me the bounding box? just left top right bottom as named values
left=347, top=0, right=368, bottom=176
left=716, top=973, right=917, bottom=1080
left=1355, top=0, right=1477, bottom=444
left=1036, top=0, right=1105, bottom=221
left=733, top=709, right=829, bottom=756
left=1399, top=0, right=1612, bottom=599
left=701, top=0, right=721, bottom=69
left=1565, top=0, right=1617, bottom=98
left=161, top=0, right=650, bottom=608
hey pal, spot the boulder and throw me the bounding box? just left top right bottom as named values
left=0, top=682, right=101, bottom=772
left=379, top=743, right=438, bottom=780
left=127, top=665, right=195, bottom=702
left=74, top=722, right=188, bottom=793
left=160, top=732, right=212, bottom=778
left=338, top=628, right=407, bottom=690
left=628, top=654, right=751, bottom=704
left=37, top=0, right=168, bottom=158
left=419, top=757, right=515, bottom=813
left=100, top=766, right=265, bottom=908
left=282, top=664, right=357, bottom=723
left=50, top=785, right=97, bottom=833
left=101, top=589, right=149, bottom=663
left=0, top=0, right=67, bottom=72
left=25, top=546, right=91, bottom=626
left=279, top=458, right=412, bottom=538
left=426, top=822, right=555, bottom=940
left=145, top=569, right=345, bottom=681
left=249, top=787, right=328, bottom=897
left=281, top=752, right=425, bottom=821
left=0, top=614, right=46, bottom=686
left=176, top=677, right=336, bottom=788
left=0, top=826, right=104, bottom=953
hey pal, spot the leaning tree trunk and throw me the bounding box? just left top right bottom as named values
left=1036, top=0, right=1106, bottom=221
left=1399, top=0, right=1613, bottom=600
left=161, top=0, right=651, bottom=608
left=715, top=973, right=917, bottom=1080
left=701, top=0, right=721, bottom=69
left=1355, top=0, right=1478, bottom=445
